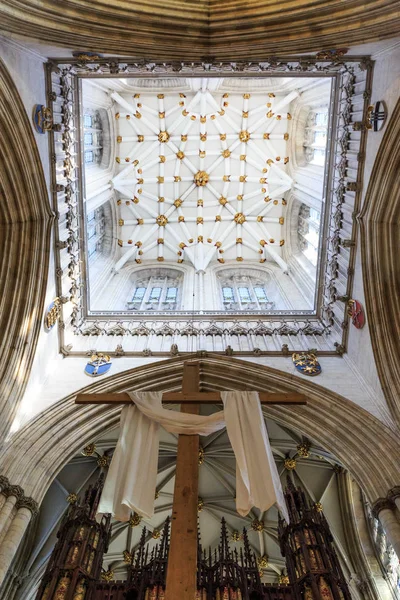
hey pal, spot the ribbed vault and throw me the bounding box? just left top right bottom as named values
left=359, top=97, right=400, bottom=427
left=0, top=59, right=53, bottom=444
left=0, top=1, right=399, bottom=59
left=1, top=355, right=399, bottom=505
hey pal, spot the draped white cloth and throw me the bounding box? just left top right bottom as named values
left=98, top=391, right=289, bottom=523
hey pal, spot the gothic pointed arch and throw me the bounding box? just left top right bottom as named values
left=0, top=59, right=53, bottom=443
left=359, top=97, right=400, bottom=426
left=0, top=355, right=399, bottom=507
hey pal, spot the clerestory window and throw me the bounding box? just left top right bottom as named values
left=127, top=270, right=182, bottom=311
left=87, top=206, right=106, bottom=259
left=304, top=108, right=329, bottom=166
left=298, top=204, right=321, bottom=266
left=219, top=273, right=275, bottom=311
left=83, top=110, right=103, bottom=165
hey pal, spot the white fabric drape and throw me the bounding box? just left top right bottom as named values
left=98, top=391, right=289, bottom=523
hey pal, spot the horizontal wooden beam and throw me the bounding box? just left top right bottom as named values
left=75, top=392, right=306, bottom=405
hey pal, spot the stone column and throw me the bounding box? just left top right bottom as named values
left=0, top=506, right=32, bottom=585
left=388, top=486, right=400, bottom=513
left=372, top=498, right=400, bottom=560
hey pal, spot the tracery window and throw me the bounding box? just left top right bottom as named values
left=304, top=108, right=328, bottom=166
left=87, top=206, right=106, bottom=259
left=298, top=204, right=321, bottom=267
left=83, top=110, right=103, bottom=165
left=218, top=272, right=275, bottom=311
left=127, top=269, right=182, bottom=311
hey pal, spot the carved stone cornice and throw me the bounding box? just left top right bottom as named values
left=15, top=496, right=39, bottom=516
left=0, top=475, right=39, bottom=516
left=371, top=497, right=396, bottom=518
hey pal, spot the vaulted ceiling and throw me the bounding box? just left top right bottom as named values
left=0, top=0, right=399, bottom=59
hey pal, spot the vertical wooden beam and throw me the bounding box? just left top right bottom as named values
left=164, top=362, right=200, bottom=600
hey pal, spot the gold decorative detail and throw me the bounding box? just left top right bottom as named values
left=179, top=93, right=186, bottom=98
left=276, top=156, right=281, bottom=162
left=45, top=297, right=61, bottom=330
left=179, top=242, right=186, bottom=249
left=200, top=115, right=206, bottom=123
left=174, top=176, right=182, bottom=182
left=222, top=149, right=231, bottom=158
left=242, top=111, right=249, bottom=118
left=174, top=199, right=183, bottom=207
left=276, top=115, right=281, bottom=121
left=137, top=188, right=142, bottom=194
left=182, top=109, right=189, bottom=117
left=178, top=216, right=185, bottom=222
left=257, top=555, right=269, bottom=569
left=156, top=215, right=168, bottom=227
left=118, top=239, right=123, bottom=247
left=297, top=441, right=311, bottom=458
left=133, top=197, right=139, bottom=204
left=157, top=93, right=164, bottom=99
left=267, top=159, right=274, bottom=165
left=215, top=215, right=221, bottom=221
left=191, top=114, right=197, bottom=120
left=157, top=238, right=164, bottom=244
left=218, top=258, right=225, bottom=263
left=158, top=131, right=170, bottom=143
left=284, top=157, right=289, bottom=164
left=159, top=112, right=165, bottom=119
left=207, top=238, right=212, bottom=243
left=197, top=498, right=204, bottom=512
left=218, top=109, right=225, bottom=116
left=270, top=238, right=275, bottom=243
left=257, top=216, right=263, bottom=222
left=157, top=176, right=164, bottom=183
left=284, top=457, right=296, bottom=470
left=152, top=528, right=161, bottom=539
left=197, top=199, right=203, bottom=207
left=220, top=133, right=227, bottom=141
left=236, top=238, right=242, bottom=244
left=134, top=111, right=142, bottom=119
left=137, top=168, right=142, bottom=174
left=260, top=239, right=267, bottom=247
left=267, top=102, right=272, bottom=108
left=223, top=175, right=231, bottom=182
left=101, top=570, right=114, bottom=582
left=138, top=135, right=144, bottom=142
left=231, top=530, right=243, bottom=542
left=268, top=93, right=276, bottom=98
left=284, top=133, right=289, bottom=140
left=273, top=200, right=278, bottom=205
left=198, top=446, right=205, bottom=465
left=129, top=512, right=142, bottom=527
left=197, top=217, right=204, bottom=224
left=199, top=150, right=206, bottom=158
left=287, top=113, right=292, bottom=120
left=223, top=93, right=229, bottom=98
left=135, top=259, right=142, bottom=264
left=126, top=115, right=131, bottom=120
left=243, top=93, right=250, bottom=99
left=280, top=240, right=285, bottom=246
left=219, top=197, right=228, bottom=206
left=237, top=195, right=243, bottom=201
left=176, top=151, right=185, bottom=160
left=158, top=197, right=164, bottom=203
left=314, top=502, right=323, bottom=512
left=188, top=238, right=194, bottom=243
left=261, top=188, right=266, bottom=193
left=279, top=574, right=290, bottom=585
left=159, top=155, right=166, bottom=163
left=117, top=136, right=122, bottom=143
left=234, top=212, right=246, bottom=224
left=251, top=519, right=264, bottom=532
left=83, top=443, right=96, bottom=456
left=198, top=236, right=203, bottom=242
left=263, top=133, right=270, bottom=139
left=115, top=113, right=120, bottom=119
left=135, top=241, right=142, bottom=247
left=133, top=159, right=139, bottom=166
left=211, top=115, right=216, bottom=120
left=117, top=199, right=122, bottom=206
left=134, top=94, right=140, bottom=99
left=97, top=455, right=109, bottom=468
left=137, top=218, right=144, bottom=225
left=279, top=217, right=285, bottom=225
left=215, top=241, right=222, bottom=248
left=260, top=177, right=267, bottom=184
left=181, top=134, right=188, bottom=142
left=267, top=111, right=274, bottom=118
left=154, top=490, right=160, bottom=499
left=116, top=157, right=121, bottom=164
left=123, top=550, right=133, bottom=564
left=67, top=493, right=77, bottom=504
left=137, top=178, right=144, bottom=184
left=194, top=170, right=209, bottom=187
left=236, top=257, right=243, bottom=261
left=157, top=257, right=164, bottom=262
left=239, top=175, right=247, bottom=183
left=239, top=130, right=250, bottom=142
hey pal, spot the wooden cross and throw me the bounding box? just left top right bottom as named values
left=75, top=361, right=306, bottom=599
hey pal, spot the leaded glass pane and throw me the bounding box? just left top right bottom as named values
left=84, top=114, right=93, bottom=128
left=254, top=287, right=268, bottom=302
left=85, top=150, right=94, bottom=164
left=149, top=287, right=162, bottom=302
left=315, top=111, right=328, bottom=126
left=165, top=287, right=178, bottom=302
left=238, top=287, right=251, bottom=303
left=84, top=133, right=93, bottom=146
left=222, top=287, right=234, bottom=303
left=132, top=287, right=146, bottom=302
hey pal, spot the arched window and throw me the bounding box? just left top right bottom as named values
left=297, top=204, right=321, bottom=266
left=218, top=271, right=275, bottom=311
left=127, top=269, right=183, bottom=311
left=303, top=108, right=328, bottom=166
left=87, top=206, right=106, bottom=259
left=83, top=110, right=103, bottom=165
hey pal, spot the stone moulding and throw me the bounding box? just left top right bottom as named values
left=46, top=56, right=371, bottom=356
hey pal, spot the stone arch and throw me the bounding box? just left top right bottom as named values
left=0, top=355, right=399, bottom=505
left=0, top=59, right=53, bottom=443
left=359, top=97, right=400, bottom=426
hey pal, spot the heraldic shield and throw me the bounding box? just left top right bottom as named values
left=292, top=351, right=322, bottom=376
left=84, top=353, right=112, bottom=377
